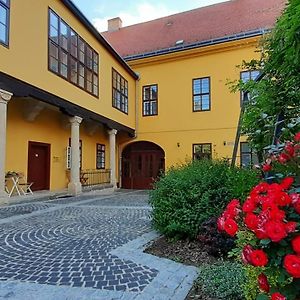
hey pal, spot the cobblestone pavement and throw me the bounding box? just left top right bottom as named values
left=0, top=190, right=198, bottom=300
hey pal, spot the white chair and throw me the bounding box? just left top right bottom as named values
left=18, top=173, right=34, bottom=195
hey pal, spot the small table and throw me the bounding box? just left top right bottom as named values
left=5, top=176, right=22, bottom=197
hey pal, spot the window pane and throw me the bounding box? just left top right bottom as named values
left=0, top=0, right=9, bottom=5
left=70, top=58, right=77, bottom=84
left=60, top=21, right=68, bottom=50
left=50, top=11, right=58, bottom=29
left=251, top=70, right=260, bottom=80
left=193, top=95, right=201, bottom=110
left=241, top=142, right=250, bottom=152
left=150, top=101, right=157, bottom=115
left=78, top=64, right=85, bottom=88
left=241, top=154, right=251, bottom=167
left=50, top=26, right=58, bottom=44
left=151, top=86, right=157, bottom=99
left=144, top=87, right=150, bottom=100
left=93, top=52, right=98, bottom=73
left=70, top=30, right=77, bottom=57
left=0, top=22, right=6, bottom=43
left=201, top=78, right=209, bottom=93
left=86, top=69, right=92, bottom=92
left=202, top=95, right=210, bottom=110
left=241, top=72, right=250, bottom=82
left=193, top=84, right=200, bottom=94
left=78, top=38, right=85, bottom=63
left=86, top=46, right=93, bottom=69
left=0, top=5, right=6, bottom=24
left=49, top=41, right=58, bottom=58
left=49, top=57, right=58, bottom=73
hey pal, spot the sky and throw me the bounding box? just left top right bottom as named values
left=72, top=0, right=230, bottom=32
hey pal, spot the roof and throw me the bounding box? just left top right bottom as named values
left=62, top=0, right=138, bottom=79
left=102, top=0, right=286, bottom=59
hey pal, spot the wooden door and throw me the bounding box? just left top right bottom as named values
left=27, top=142, right=51, bottom=191
left=122, top=142, right=165, bottom=189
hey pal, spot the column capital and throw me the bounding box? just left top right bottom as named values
left=0, top=89, right=13, bottom=103
left=108, top=129, right=118, bottom=136
left=69, top=116, right=83, bottom=125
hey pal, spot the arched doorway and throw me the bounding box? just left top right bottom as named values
left=121, top=141, right=165, bottom=189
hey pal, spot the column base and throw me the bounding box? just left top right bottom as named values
left=68, top=182, right=82, bottom=196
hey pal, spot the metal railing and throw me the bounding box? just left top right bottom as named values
left=80, top=169, right=111, bottom=187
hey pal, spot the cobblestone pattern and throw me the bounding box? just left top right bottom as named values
left=0, top=204, right=54, bottom=220
left=80, top=193, right=150, bottom=207
left=0, top=206, right=158, bottom=292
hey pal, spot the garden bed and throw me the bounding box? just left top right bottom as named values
left=144, top=236, right=218, bottom=300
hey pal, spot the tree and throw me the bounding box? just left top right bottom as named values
left=236, top=0, right=300, bottom=156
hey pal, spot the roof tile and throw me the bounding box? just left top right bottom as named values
left=102, top=0, right=286, bottom=58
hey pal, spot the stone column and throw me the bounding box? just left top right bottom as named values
left=68, top=116, right=83, bottom=196
left=108, top=129, right=117, bottom=188
left=0, top=89, right=13, bottom=197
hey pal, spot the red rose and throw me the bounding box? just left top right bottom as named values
left=285, top=222, right=297, bottom=234
left=271, top=292, right=286, bottom=300
left=217, top=216, right=225, bottom=231
left=258, top=273, right=270, bottom=292
left=284, top=142, right=295, bottom=157
left=255, top=228, right=268, bottom=240
left=241, top=245, right=253, bottom=264
left=251, top=182, right=269, bottom=196
left=244, top=213, right=258, bottom=230
left=291, top=193, right=300, bottom=214
left=265, top=221, right=287, bottom=242
left=291, top=236, right=300, bottom=254
left=225, top=199, right=240, bottom=218
left=242, top=199, right=256, bottom=213
left=262, top=164, right=272, bottom=172
left=294, top=132, right=300, bottom=142
left=284, top=254, right=300, bottom=278
left=223, top=218, right=238, bottom=237
left=269, top=208, right=285, bottom=221
left=280, top=177, right=294, bottom=190
left=249, top=249, right=268, bottom=267
left=278, top=153, right=290, bottom=164
left=272, top=191, right=291, bottom=207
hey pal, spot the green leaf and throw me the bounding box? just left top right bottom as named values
left=257, top=294, right=269, bottom=300
left=260, top=239, right=271, bottom=245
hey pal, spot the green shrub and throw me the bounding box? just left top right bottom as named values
left=150, top=159, right=259, bottom=239
left=196, top=260, right=245, bottom=299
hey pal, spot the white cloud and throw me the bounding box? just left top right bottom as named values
left=92, top=2, right=177, bottom=32
left=92, top=0, right=230, bottom=32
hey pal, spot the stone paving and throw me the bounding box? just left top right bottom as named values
left=0, top=190, right=198, bottom=300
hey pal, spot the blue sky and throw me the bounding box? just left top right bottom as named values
left=72, top=0, right=229, bottom=32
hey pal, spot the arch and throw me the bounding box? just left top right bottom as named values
left=121, top=141, right=165, bottom=189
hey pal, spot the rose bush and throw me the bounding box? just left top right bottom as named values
left=218, top=133, right=300, bottom=300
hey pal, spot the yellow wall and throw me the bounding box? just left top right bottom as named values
left=128, top=38, right=261, bottom=168
left=0, top=0, right=136, bottom=130
left=6, top=99, right=110, bottom=190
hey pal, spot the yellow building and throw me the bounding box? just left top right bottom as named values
left=0, top=0, right=284, bottom=195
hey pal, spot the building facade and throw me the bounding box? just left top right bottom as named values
left=0, top=0, right=284, bottom=195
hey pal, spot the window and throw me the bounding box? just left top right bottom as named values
left=0, top=0, right=10, bottom=46
left=48, top=9, right=99, bottom=97
left=193, top=77, right=210, bottom=111
left=240, top=70, right=260, bottom=105
left=193, top=143, right=212, bottom=160
left=96, top=144, right=105, bottom=169
left=240, top=142, right=259, bottom=167
left=112, top=68, right=128, bottom=114
left=143, top=84, right=158, bottom=116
